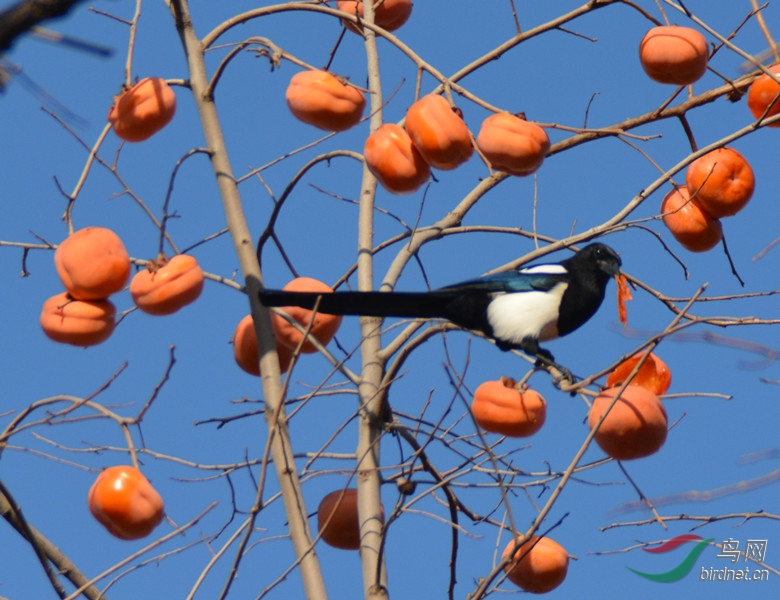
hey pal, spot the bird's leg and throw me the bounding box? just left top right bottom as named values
left=535, top=350, right=576, bottom=386
left=520, top=339, right=577, bottom=390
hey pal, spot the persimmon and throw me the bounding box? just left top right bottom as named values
left=108, top=77, right=176, bottom=142
left=55, top=227, right=131, bottom=300
left=616, top=273, right=633, bottom=327
left=476, top=113, right=550, bottom=176
left=285, top=70, right=366, bottom=131
left=317, top=488, right=385, bottom=550
left=231, top=314, right=293, bottom=376
left=660, top=186, right=722, bottom=252
left=270, top=277, right=342, bottom=353
left=607, top=352, right=671, bottom=396
left=130, top=254, right=204, bottom=316
left=639, top=26, right=709, bottom=85
left=471, top=377, right=546, bottom=437
left=588, top=385, right=668, bottom=460
left=502, top=536, right=569, bottom=593
left=364, top=123, right=431, bottom=194
left=405, top=94, right=473, bottom=170
left=747, top=62, right=780, bottom=126
left=40, top=292, right=116, bottom=347
left=337, top=0, right=413, bottom=33
left=685, top=147, right=755, bottom=218
left=88, top=465, right=164, bottom=540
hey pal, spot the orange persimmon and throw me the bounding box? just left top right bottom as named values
left=476, top=113, right=550, bottom=176
left=130, top=254, right=204, bottom=315
left=471, top=377, right=546, bottom=437
left=502, top=536, right=569, bottom=593
left=588, top=385, right=668, bottom=460
left=639, top=26, right=709, bottom=85
left=270, top=277, right=342, bottom=353
left=40, top=292, right=116, bottom=347
left=616, top=273, right=633, bottom=327
left=364, top=123, right=431, bottom=194
left=405, top=94, right=473, bottom=170
left=317, top=488, right=385, bottom=550
left=88, top=465, right=164, bottom=540
left=660, top=186, right=723, bottom=252
left=55, top=227, right=131, bottom=300
left=231, top=314, right=293, bottom=376
left=685, top=147, right=755, bottom=218
left=337, top=0, right=413, bottom=32
left=607, top=352, right=672, bottom=396
left=285, top=70, right=365, bottom=131
left=747, top=62, right=780, bottom=126
left=108, top=77, right=176, bottom=142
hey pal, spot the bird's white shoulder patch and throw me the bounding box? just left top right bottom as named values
left=487, top=281, right=568, bottom=345
left=518, top=264, right=568, bottom=276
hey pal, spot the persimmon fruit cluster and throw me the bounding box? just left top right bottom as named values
left=231, top=277, right=341, bottom=376
left=661, top=147, right=754, bottom=252
left=41, top=227, right=130, bottom=347
left=365, top=96, right=549, bottom=194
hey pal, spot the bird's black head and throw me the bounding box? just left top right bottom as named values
left=586, top=243, right=622, bottom=277
left=566, top=243, right=622, bottom=279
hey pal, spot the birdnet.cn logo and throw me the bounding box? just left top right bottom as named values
left=627, top=534, right=771, bottom=583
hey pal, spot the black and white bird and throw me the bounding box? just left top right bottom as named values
left=259, top=243, right=622, bottom=371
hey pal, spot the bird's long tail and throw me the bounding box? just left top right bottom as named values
left=259, top=289, right=457, bottom=319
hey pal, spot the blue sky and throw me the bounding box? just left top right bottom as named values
left=1, top=1, right=779, bottom=598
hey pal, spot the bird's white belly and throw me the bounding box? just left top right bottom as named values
left=486, top=283, right=568, bottom=344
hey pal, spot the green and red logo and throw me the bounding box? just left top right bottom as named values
left=628, top=534, right=714, bottom=582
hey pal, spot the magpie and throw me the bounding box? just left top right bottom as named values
left=259, top=243, right=621, bottom=371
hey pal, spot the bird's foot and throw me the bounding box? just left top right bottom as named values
left=534, top=352, right=578, bottom=395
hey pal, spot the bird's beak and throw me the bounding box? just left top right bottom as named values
left=601, top=260, right=622, bottom=277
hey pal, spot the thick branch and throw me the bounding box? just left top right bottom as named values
left=167, top=1, right=327, bottom=598
left=354, top=2, right=390, bottom=598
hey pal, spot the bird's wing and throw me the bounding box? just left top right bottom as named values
left=441, top=264, right=569, bottom=294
